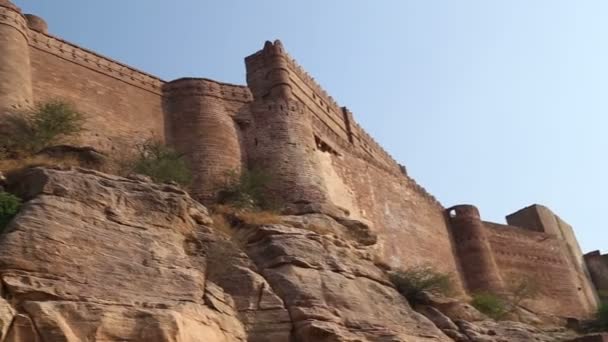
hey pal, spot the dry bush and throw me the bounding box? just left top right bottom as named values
left=390, top=265, right=454, bottom=305
left=211, top=213, right=233, bottom=237
left=218, top=168, right=276, bottom=210
left=129, top=139, right=191, bottom=186
left=0, top=101, right=85, bottom=158
left=236, top=210, right=281, bottom=226
left=471, top=292, right=508, bottom=320
left=506, top=275, right=540, bottom=308
left=211, top=204, right=280, bottom=227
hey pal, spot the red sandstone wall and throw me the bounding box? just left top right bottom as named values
left=28, top=30, right=165, bottom=152
left=585, top=251, right=608, bottom=299
left=163, top=78, right=252, bottom=202
left=485, top=222, right=589, bottom=317
left=245, top=42, right=464, bottom=289
left=332, top=151, right=464, bottom=286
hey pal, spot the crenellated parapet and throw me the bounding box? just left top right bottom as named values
left=28, top=30, right=164, bottom=95
left=245, top=40, right=443, bottom=211
left=163, top=77, right=252, bottom=102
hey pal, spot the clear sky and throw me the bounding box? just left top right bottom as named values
left=14, top=1, right=608, bottom=253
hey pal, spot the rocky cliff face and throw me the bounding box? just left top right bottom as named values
left=0, top=167, right=591, bottom=341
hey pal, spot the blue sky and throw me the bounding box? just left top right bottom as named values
left=14, top=1, right=608, bottom=253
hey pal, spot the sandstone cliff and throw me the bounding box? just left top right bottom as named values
left=0, top=167, right=593, bottom=341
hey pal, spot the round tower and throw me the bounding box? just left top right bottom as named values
left=249, top=99, right=334, bottom=213
left=0, top=1, right=33, bottom=117
left=163, top=78, right=243, bottom=203
left=447, top=205, right=505, bottom=294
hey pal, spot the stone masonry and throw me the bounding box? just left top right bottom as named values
left=0, top=0, right=601, bottom=319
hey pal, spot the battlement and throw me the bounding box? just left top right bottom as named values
left=163, top=78, right=252, bottom=102
left=251, top=97, right=307, bottom=114
left=0, top=4, right=600, bottom=319
left=446, top=204, right=599, bottom=316
left=246, top=40, right=442, bottom=210
left=28, top=30, right=164, bottom=95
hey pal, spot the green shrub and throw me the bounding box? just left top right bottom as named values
left=390, top=265, right=454, bottom=305
left=218, top=168, right=273, bottom=209
left=471, top=292, right=508, bottom=320
left=0, top=192, right=21, bottom=230
left=506, top=275, right=540, bottom=308
left=132, top=139, right=191, bottom=185
left=0, top=101, right=85, bottom=157
left=594, top=302, right=608, bottom=330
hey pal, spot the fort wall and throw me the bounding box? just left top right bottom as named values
left=163, top=78, right=251, bottom=202
left=484, top=221, right=589, bottom=317
left=447, top=205, right=504, bottom=294
left=245, top=41, right=462, bottom=286
left=0, top=4, right=601, bottom=319
left=585, top=251, right=608, bottom=300
left=27, top=29, right=165, bottom=152
left=506, top=205, right=599, bottom=315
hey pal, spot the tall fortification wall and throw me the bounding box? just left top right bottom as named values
left=484, top=222, right=589, bottom=317
left=447, top=204, right=598, bottom=317
left=28, top=30, right=166, bottom=151
left=585, top=251, right=608, bottom=300
left=0, top=0, right=168, bottom=152
left=163, top=78, right=252, bottom=202
left=245, top=41, right=463, bottom=289
left=0, top=3, right=601, bottom=319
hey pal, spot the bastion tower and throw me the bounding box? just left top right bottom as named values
left=0, top=2, right=602, bottom=318
left=0, top=1, right=36, bottom=116
left=163, top=79, right=250, bottom=202
left=447, top=205, right=505, bottom=293
left=245, top=41, right=335, bottom=213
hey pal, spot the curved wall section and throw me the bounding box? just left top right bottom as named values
left=447, top=205, right=505, bottom=293
left=0, top=4, right=32, bottom=116
left=249, top=99, right=332, bottom=211
left=164, top=78, right=244, bottom=203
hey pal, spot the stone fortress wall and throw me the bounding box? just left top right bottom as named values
left=0, top=1, right=601, bottom=318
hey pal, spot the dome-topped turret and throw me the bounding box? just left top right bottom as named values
left=25, top=14, right=48, bottom=33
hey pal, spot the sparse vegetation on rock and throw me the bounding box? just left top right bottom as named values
left=218, top=168, right=274, bottom=210
left=390, top=266, right=454, bottom=305
left=590, top=302, right=608, bottom=331
left=471, top=292, right=508, bottom=320
left=470, top=276, right=540, bottom=321
left=0, top=101, right=84, bottom=158
left=0, top=191, right=21, bottom=231
left=129, top=139, right=191, bottom=186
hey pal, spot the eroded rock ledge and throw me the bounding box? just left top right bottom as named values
left=0, top=167, right=595, bottom=341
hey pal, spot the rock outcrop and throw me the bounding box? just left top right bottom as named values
left=0, top=167, right=596, bottom=341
